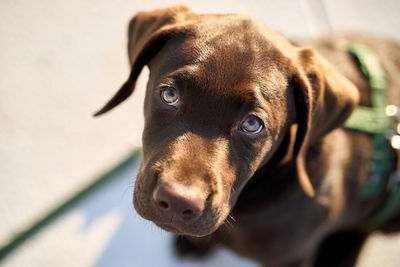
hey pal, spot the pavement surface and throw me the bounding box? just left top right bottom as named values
left=1, top=0, right=399, bottom=266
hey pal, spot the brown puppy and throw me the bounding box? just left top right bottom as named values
left=95, top=5, right=400, bottom=267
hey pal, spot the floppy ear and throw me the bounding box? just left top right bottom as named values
left=292, top=48, right=359, bottom=197
left=94, top=5, right=194, bottom=116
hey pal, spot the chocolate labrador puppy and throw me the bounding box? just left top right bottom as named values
left=95, top=5, right=400, bottom=267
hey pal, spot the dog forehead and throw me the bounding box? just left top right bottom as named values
left=154, top=17, right=291, bottom=98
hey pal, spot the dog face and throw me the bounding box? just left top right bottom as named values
left=95, top=6, right=359, bottom=236
left=135, top=30, right=296, bottom=236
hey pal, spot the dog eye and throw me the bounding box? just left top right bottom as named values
left=241, top=115, right=263, bottom=134
left=161, top=87, right=178, bottom=105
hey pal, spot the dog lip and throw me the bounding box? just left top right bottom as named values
left=155, top=222, right=185, bottom=234
left=154, top=219, right=221, bottom=237
left=155, top=221, right=212, bottom=237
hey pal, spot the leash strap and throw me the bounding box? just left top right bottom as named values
left=341, top=41, right=400, bottom=229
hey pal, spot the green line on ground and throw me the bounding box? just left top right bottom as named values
left=0, top=149, right=141, bottom=262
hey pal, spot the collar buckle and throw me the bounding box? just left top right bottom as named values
left=385, top=105, right=400, bottom=150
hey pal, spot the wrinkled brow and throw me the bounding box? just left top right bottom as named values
left=159, top=65, right=200, bottom=86
left=237, top=87, right=268, bottom=110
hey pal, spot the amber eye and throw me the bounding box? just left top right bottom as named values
left=161, top=87, right=178, bottom=105
left=241, top=115, right=263, bottom=134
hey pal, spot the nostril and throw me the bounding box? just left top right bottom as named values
left=159, top=201, right=169, bottom=209
left=183, top=209, right=193, bottom=216
left=182, top=209, right=196, bottom=220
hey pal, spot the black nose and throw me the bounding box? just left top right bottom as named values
left=152, top=183, right=205, bottom=221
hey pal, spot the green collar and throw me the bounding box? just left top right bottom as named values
left=344, top=42, right=390, bottom=134
left=341, top=41, right=400, bottom=230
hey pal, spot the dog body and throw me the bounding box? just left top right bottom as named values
left=95, top=6, right=400, bottom=267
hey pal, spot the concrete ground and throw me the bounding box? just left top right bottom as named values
left=1, top=0, right=399, bottom=266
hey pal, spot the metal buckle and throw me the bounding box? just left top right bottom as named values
left=385, top=105, right=400, bottom=150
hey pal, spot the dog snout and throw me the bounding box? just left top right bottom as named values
left=152, top=183, right=205, bottom=221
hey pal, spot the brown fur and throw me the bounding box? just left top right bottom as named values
left=95, top=6, right=400, bottom=267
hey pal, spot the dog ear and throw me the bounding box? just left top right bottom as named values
left=94, top=5, right=194, bottom=116
left=291, top=48, right=359, bottom=197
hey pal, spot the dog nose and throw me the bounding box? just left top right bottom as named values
left=152, top=183, right=205, bottom=221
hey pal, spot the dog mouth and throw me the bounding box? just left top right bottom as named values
left=155, top=222, right=185, bottom=235
left=134, top=190, right=231, bottom=237
left=152, top=215, right=225, bottom=237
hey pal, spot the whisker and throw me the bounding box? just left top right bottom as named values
left=223, top=213, right=236, bottom=230
left=224, top=220, right=233, bottom=230
left=121, top=184, right=134, bottom=199
left=228, top=214, right=236, bottom=223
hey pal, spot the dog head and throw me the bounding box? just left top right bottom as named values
left=95, top=6, right=359, bottom=237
